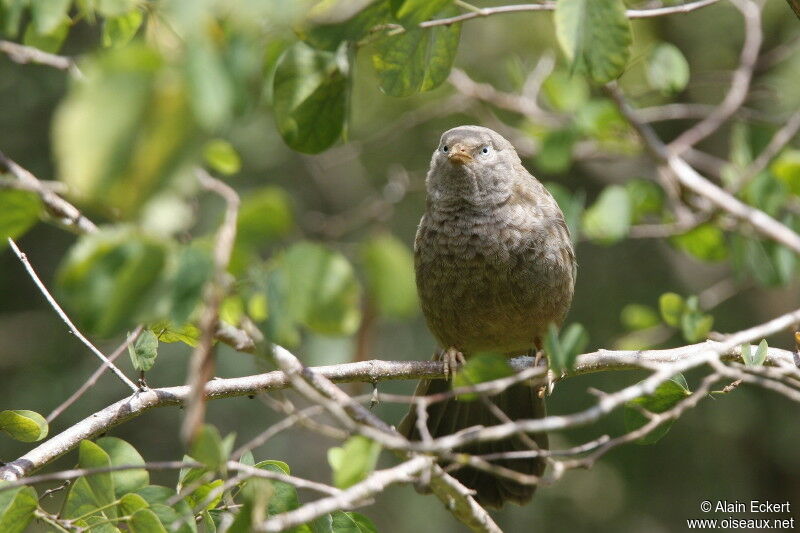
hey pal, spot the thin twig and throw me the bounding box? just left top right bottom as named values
left=733, top=110, right=800, bottom=190
left=7, top=238, right=138, bottom=393
left=417, top=0, right=723, bottom=29
left=605, top=83, right=800, bottom=255
left=47, top=326, right=145, bottom=422
left=0, top=153, right=259, bottom=355
left=0, top=461, right=195, bottom=494
left=0, top=39, right=81, bottom=77
left=182, top=169, right=241, bottom=443
left=668, top=0, right=762, bottom=155
left=0, top=150, right=97, bottom=234
left=255, top=457, right=433, bottom=532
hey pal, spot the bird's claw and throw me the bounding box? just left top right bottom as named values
left=532, top=349, right=555, bottom=397
left=439, top=347, right=465, bottom=380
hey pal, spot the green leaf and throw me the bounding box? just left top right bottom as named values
left=743, top=339, right=768, bottom=367
left=581, top=185, right=631, bottom=245
left=128, top=329, right=158, bottom=372
left=118, top=493, right=149, bottom=515
left=680, top=308, right=713, bottom=343
left=575, top=99, right=629, bottom=146
left=771, top=149, right=800, bottom=196
left=281, top=241, right=362, bottom=336
left=302, top=0, right=391, bottom=51
left=554, top=0, right=631, bottom=84
left=327, top=436, right=381, bottom=489
left=563, top=324, right=589, bottom=358
left=30, top=0, right=70, bottom=34
left=95, top=436, right=149, bottom=497
left=167, top=246, right=214, bottom=325
left=190, top=425, right=226, bottom=471
left=549, top=323, right=589, bottom=373
left=0, top=409, right=47, bottom=442
left=625, top=180, right=663, bottom=223
left=273, top=42, right=347, bottom=153
left=542, top=70, right=589, bottom=112
left=23, top=16, right=70, bottom=53
left=658, top=292, right=684, bottom=327
left=453, top=353, right=513, bottom=401
left=670, top=223, right=728, bottom=262
left=0, top=485, right=37, bottom=533
left=186, top=38, right=234, bottom=131
left=1, top=0, right=27, bottom=37
left=79, top=440, right=117, bottom=518
left=128, top=508, right=167, bottom=533
left=57, top=227, right=168, bottom=337
left=390, top=0, right=451, bottom=24
left=731, top=234, right=786, bottom=287
left=202, top=511, right=217, bottom=533
left=149, top=503, right=196, bottom=533
left=646, top=43, right=689, bottom=94
left=102, top=9, right=143, bottom=48
left=97, top=0, right=137, bottom=17
left=372, top=4, right=460, bottom=96
left=331, top=511, right=378, bottom=533
left=236, top=186, right=295, bottom=250
left=150, top=320, right=201, bottom=347
left=624, top=375, right=691, bottom=445
left=535, top=128, right=577, bottom=173
left=251, top=460, right=300, bottom=515
left=53, top=44, right=196, bottom=218
left=203, top=139, right=241, bottom=175
left=620, top=304, right=659, bottom=331
left=257, top=266, right=301, bottom=347
left=360, top=233, right=418, bottom=319
left=186, top=479, right=224, bottom=511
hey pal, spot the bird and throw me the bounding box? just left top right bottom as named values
left=398, top=125, right=576, bottom=509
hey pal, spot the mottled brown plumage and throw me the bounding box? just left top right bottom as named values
left=399, top=125, right=576, bottom=508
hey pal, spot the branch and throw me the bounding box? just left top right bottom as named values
left=7, top=238, right=139, bottom=393
left=182, top=169, right=241, bottom=442
left=0, top=152, right=259, bottom=354
left=0, top=40, right=81, bottom=76
left=2, top=316, right=796, bottom=483
left=668, top=0, right=762, bottom=155
left=418, top=0, right=724, bottom=28
left=268, top=345, right=502, bottom=533
left=256, top=456, right=433, bottom=532
left=0, top=150, right=97, bottom=234
left=733, top=110, right=800, bottom=190
left=605, top=84, right=800, bottom=255
left=46, top=326, right=144, bottom=423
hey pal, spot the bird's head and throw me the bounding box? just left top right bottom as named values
left=426, top=125, right=521, bottom=206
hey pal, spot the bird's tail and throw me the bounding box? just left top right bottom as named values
left=398, top=376, right=548, bottom=509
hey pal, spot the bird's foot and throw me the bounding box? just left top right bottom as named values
left=438, top=347, right=466, bottom=380
left=530, top=349, right=555, bottom=397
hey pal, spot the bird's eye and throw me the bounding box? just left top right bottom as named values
left=481, top=146, right=491, bottom=155
left=442, top=145, right=449, bottom=153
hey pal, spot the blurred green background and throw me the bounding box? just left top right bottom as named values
left=2, top=0, right=800, bottom=531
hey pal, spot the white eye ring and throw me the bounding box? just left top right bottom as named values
left=481, top=146, right=491, bottom=155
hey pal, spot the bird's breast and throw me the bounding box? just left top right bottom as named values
left=414, top=204, right=575, bottom=354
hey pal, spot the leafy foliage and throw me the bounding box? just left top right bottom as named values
left=554, top=0, right=631, bottom=84
left=453, top=353, right=513, bottom=401
left=624, top=375, right=691, bottom=445
left=0, top=410, right=48, bottom=442
left=328, top=436, right=382, bottom=489
left=545, top=323, right=589, bottom=373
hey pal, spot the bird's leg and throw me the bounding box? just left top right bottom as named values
left=369, top=382, right=379, bottom=409
left=529, top=348, right=555, bottom=397
left=437, top=347, right=466, bottom=380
